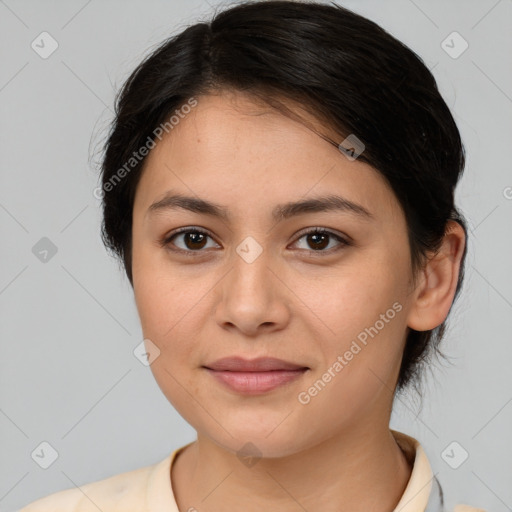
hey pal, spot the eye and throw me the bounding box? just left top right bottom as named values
left=160, top=226, right=351, bottom=256
left=161, top=227, right=220, bottom=254
left=291, top=228, right=350, bottom=254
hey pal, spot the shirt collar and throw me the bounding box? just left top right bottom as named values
left=391, top=429, right=443, bottom=512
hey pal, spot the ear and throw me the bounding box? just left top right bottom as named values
left=407, top=220, right=466, bottom=332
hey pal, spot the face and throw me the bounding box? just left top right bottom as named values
left=131, top=90, right=416, bottom=457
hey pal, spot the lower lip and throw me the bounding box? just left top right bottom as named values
left=204, top=368, right=308, bottom=394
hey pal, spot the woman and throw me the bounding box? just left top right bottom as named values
left=19, top=1, right=485, bottom=510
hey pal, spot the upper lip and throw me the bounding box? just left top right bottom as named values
left=203, top=357, right=308, bottom=372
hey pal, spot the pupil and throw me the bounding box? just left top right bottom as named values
left=309, top=233, right=328, bottom=250
left=186, top=232, right=206, bottom=250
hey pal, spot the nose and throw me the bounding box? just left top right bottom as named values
left=214, top=242, right=291, bottom=337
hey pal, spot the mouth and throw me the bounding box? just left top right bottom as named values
left=202, top=356, right=309, bottom=395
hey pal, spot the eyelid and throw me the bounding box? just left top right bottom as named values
left=292, top=226, right=351, bottom=244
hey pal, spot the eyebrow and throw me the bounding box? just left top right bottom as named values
left=146, top=191, right=373, bottom=222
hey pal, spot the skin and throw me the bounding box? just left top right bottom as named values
left=131, top=90, right=466, bottom=512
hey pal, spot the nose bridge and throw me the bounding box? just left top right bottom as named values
left=230, top=234, right=273, bottom=295
left=215, top=233, right=289, bottom=333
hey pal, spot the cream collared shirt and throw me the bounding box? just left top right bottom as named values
left=17, top=430, right=486, bottom=512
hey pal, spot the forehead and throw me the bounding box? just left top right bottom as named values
left=134, top=91, right=402, bottom=224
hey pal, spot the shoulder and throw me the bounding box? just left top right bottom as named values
left=453, top=505, right=488, bottom=512
left=17, top=453, right=173, bottom=512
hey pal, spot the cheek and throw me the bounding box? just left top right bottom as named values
left=134, top=276, right=200, bottom=354
left=296, top=254, right=404, bottom=342
left=132, top=249, right=210, bottom=373
left=296, top=303, right=407, bottom=433
left=132, top=240, right=185, bottom=336
left=296, top=251, right=408, bottom=392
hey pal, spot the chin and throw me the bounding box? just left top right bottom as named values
left=203, top=422, right=316, bottom=460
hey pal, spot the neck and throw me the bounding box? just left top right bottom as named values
left=171, top=424, right=413, bottom=512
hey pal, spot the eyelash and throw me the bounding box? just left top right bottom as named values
left=159, top=227, right=351, bottom=257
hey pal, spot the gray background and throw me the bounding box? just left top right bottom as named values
left=1, top=0, right=511, bottom=511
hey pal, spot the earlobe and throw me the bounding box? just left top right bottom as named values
left=407, top=221, right=466, bottom=332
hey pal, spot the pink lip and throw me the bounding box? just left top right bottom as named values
left=203, top=357, right=309, bottom=394
left=204, top=356, right=308, bottom=372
